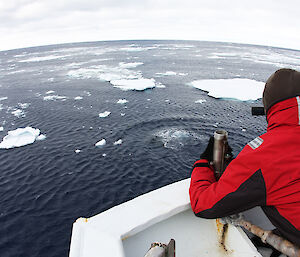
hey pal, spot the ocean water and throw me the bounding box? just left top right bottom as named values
left=0, top=40, right=300, bottom=257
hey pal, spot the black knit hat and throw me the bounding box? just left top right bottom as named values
left=263, top=68, right=300, bottom=114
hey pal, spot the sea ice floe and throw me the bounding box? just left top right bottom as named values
left=113, top=139, right=122, bottom=145
left=110, top=78, right=156, bottom=91
left=43, top=95, right=68, bottom=101
left=99, top=111, right=111, bottom=118
left=195, top=99, right=207, bottom=104
left=11, top=109, right=25, bottom=118
left=189, top=78, right=265, bottom=101
left=117, top=99, right=128, bottom=104
left=0, top=97, right=8, bottom=101
left=75, top=149, right=81, bottom=153
left=119, top=62, right=143, bottom=68
left=74, top=96, right=83, bottom=100
left=68, top=63, right=159, bottom=91
left=36, top=134, right=47, bottom=141
left=95, top=139, right=106, bottom=147
left=210, top=49, right=300, bottom=70
left=18, top=55, right=67, bottom=63
left=68, top=65, right=141, bottom=82
left=84, top=91, right=91, bottom=96
left=156, top=83, right=166, bottom=88
left=168, top=44, right=195, bottom=49
left=0, top=127, right=45, bottom=149
left=156, top=71, right=177, bottom=76
left=18, top=103, right=30, bottom=109
left=0, top=127, right=3, bottom=132
left=120, top=46, right=156, bottom=52
left=46, top=90, right=55, bottom=94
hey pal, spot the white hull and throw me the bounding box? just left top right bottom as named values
left=69, top=178, right=262, bottom=257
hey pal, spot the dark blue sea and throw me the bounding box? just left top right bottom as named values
left=0, top=40, right=300, bottom=257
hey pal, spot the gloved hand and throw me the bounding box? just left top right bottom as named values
left=200, top=136, right=234, bottom=165
left=200, top=136, right=214, bottom=162
left=224, top=142, right=233, bottom=166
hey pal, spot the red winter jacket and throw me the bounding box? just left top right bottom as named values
left=189, top=97, right=300, bottom=246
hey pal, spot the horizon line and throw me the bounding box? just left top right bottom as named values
left=1, top=39, right=300, bottom=53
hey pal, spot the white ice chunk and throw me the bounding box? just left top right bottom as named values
left=95, top=139, right=106, bottom=147
left=99, top=111, right=111, bottom=118
left=18, top=55, right=67, bottom=62
left=117, top=99, right=128, bottom=104
left=43, top=95, right=68, bottom=101
left=0, top=97, right=8, bottom=101
left=156, top=71, right=177, bottom=76
left=113, top=139, right=122, bottom=145
left=75, top=149, right=81, bottom=153
left=11, top=109, right=25, bottom=118
left=36, top=134, right=46, bottom=141
left=0, top=127, right=42, bottom=149
left=84, top=91, right=91, bottom=96
left=18, top=103, right=30, bottom=109
left=195, top=99, right=207, bottom=104
left=119, top=62, right=143, bottom=68
left=120, top=47, right=146, bottom=52
left=211, top=50, right=300, bottom=70
left=110, top=78, right=156, bottom=91
left=67, top=65, right=141, bottom=82
left=156, top=83, right=166, bottom=88
left=0, top=127, right=3, bottom=132
left=46, top=90, right=55, bottom=94
left=74, top=96, right=83, bottom=100
left=189, top=78, right=265, bottom=101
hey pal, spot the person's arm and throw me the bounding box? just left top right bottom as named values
left=189, top=145, right=267, bottom=219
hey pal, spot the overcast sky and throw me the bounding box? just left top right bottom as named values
left=0, top=0, right=300, bottom=51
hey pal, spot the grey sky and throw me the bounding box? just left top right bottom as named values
left=0, top=0, right=299, bottom=51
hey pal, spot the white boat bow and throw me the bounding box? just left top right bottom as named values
left=69, top=178, right=262, bottom=257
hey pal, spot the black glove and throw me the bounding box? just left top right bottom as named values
left=200, top=137, right=234, bottom=164
left=224, top=142, right=233, bottom=166
left=200, top=136, right=214, bottom=162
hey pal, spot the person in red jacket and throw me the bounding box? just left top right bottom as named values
left=189, top=68, right=300, bottom=247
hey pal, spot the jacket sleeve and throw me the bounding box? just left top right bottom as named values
left=189, top=145, right=267, bottom=219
